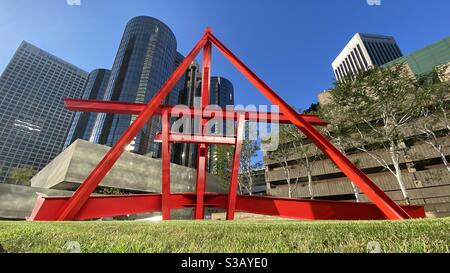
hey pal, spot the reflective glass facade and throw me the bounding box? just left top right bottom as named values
left=171, top=72, right=235, bottom=170
left=208, top=77, right=234, bottom=172
left=210, top=76, right=234, bottom=108
left=63, top=69, right=111, bottom=149
left=90, top=16, right=177, bottom=156
left=0, top=41, right=88, bottom=182
left=172, top=61, right=202, bottom=167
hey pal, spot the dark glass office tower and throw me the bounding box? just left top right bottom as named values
left=208, top=76, right=234, bottom=172
left=63, top=69, right=111, bottom=149
left=168, top=52, right=186, bottom=106
left=171, top=61, right=201, bottom=167
left=91, top=16, right=177, bottom=156
left=172, top=72, right=235, bottom=170
left=0, top=41, right=88, bottom=183
left=210, top=76, right=234, bottom=108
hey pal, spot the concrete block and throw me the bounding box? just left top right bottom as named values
left=31, top=140, right=225, bottom=193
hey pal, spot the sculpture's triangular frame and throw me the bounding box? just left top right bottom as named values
left=30, top=29, right=423, bottom=221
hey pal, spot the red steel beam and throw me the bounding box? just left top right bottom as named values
left=54, top=32, right=210, bottom=221
left=194, top=38, right=212, bottom=220
left=207, top=32, right=411, bottom=220
left=161, top=110, right=171, bottom=220
left=29, top=193, right=425, bottom=221
left=154, top=133, right=236, bottom=145
left=63, top=98, right=328, bottom=126
left=226, top=114, right=246, bottom=220
left=34, top=29, right=412, bottom=222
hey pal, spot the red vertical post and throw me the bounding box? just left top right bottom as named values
left=194, top=29, right=212, bottom=220
left=161, top=110, right=171, bottom=220
left=226, top=114, right=246, bottom=220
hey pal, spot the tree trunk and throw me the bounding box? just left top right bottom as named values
left=283, top=161, right=293, bottom=198
left=307, top=172, right=314, bottom=200
left=440, top=152, right=450, bottom=173
left=350, top=183, right=360, bottom=202
left=390, top=141, right=410, bottom=204
left=339, top=146, right=360, bottom=202
left=245, top=170, right=254, bottom=196
left=435, top=145, right=450, bottom=173
left=305, top=155, right=314, bottom=199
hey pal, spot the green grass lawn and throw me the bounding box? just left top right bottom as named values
left=0, top=218, right=449, bottom=253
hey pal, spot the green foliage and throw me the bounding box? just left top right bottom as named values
left=7, top=166, right=36, bottom=186
left=420, top=65, right=450, bottom=129
left=0, top=219, right=448, bottom=253
left=328, top=65, right=426, bottom=145
left=0, top=164, right=5, bottom=179
left=305, top=102, right=319, bottom=114
left=210, top=144, right=234, bottom=190
left=318, top=64, right=449, bottom=203
left=97, top=187, right=128, bottom=195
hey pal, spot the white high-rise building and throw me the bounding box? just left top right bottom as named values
left=332, top=33, right=403, bottom=82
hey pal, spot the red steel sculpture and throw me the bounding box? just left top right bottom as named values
left=29, top=29, right=425, bottom=221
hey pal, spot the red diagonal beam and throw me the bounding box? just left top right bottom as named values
left=226, top=114, right=246, bottom=220
left=207, top=32, right=411, bottom=220
left=63, top=98, right=328, bottom=126
left=55, top=32, right=209, bottom=221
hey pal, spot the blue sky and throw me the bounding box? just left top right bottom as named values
left=0, top=0, right=449, bottom=111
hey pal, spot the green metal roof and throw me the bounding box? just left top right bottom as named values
left=383, top=36, right=450, bottom=76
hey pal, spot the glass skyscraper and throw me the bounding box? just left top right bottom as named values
left=0, top=41, right=88, bottom=183
left=172, top=61, right=202, bottom=167
left=172, top=72, right=235, bottom=170
left=90, top=16, right=177, bottom=157
left=56, top=16, right=234, bottom=172
left=208, top=76, right=235, bottom=172
left=63, top=69, right=111, bottom=149
left=210, top=76, right=234, bottom=108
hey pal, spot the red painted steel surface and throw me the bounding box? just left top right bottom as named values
left=55, top=33, right=209, bottom=220
left=154, top=133, right=236, bottom=145
left=194, top=39, right=212, bottom=220
left=28, top=28, right=423, bottom=222
left=64, top=98, right=328, bottom=126
left=226, top=114, right=246, bottom=220
left=206, top=31, right=411, bottom=220
left=29, top=193, right=425, bottom=221
left=161, top=110, right=171, bottom=220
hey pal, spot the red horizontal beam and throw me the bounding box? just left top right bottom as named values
left=29, top=193, right=425, bottom=221
left=64, top=98, right=328, bottom=126
left=154, top=133, right=236, bottom=145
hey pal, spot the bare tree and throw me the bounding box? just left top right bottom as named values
left=265, top=124, right=318, bottom=199
left=281, top=124, right=320, bottom=199
left=319, top=102, right=361, bottom=201
left=238, top=139, right=262, bottom=195
left=266, top=142, right=300, bottom=198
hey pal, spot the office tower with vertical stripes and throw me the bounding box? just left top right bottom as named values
left=0, top=41, right=88, bottom=183
left=332, top=33, right=403, bottom=81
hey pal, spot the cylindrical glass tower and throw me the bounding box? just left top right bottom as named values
left=64, top=68, right=111, bottom=149
left=90, top=16, right=177, bottom=156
